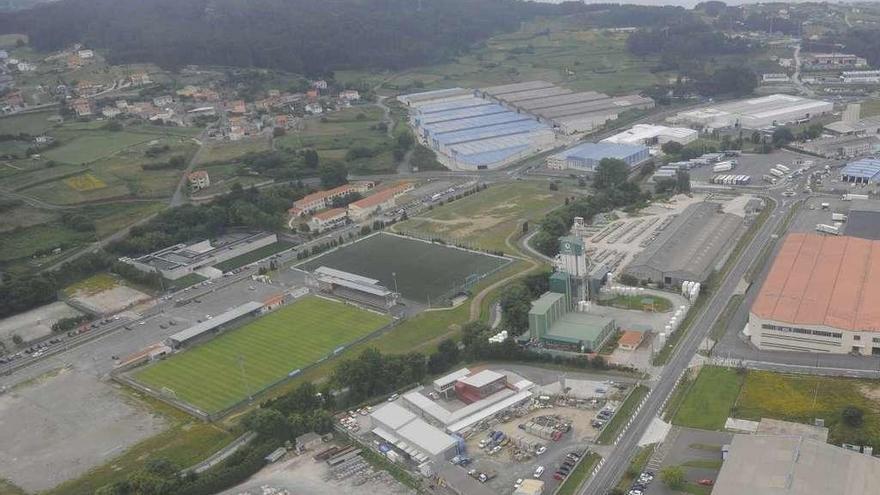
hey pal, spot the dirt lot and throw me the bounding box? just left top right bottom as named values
left=0, top=301, right=83, bottom=347
left=0, top=367, right=167, bottom=492
left=69, top=285, right=152, bottom=314
left=219, top=447, right=415, bottom=495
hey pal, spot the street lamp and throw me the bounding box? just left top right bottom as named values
left=392, top=271, right=399, bottom=294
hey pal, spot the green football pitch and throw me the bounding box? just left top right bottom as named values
left=133, top=296, right=390, bottom=413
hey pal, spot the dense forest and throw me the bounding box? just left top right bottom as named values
left=0, top=0, right=560, bottom=73
left=0, top=0, right=705, bottom=74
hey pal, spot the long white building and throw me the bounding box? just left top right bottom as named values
left=668, top=94, right=833, bottom=131
left=601, top=124, right=697, bottom=146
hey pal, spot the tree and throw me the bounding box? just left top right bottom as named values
left=12, top=334, right=23, bottom=346
left=772, top=127, right=795, bottom=147
left=396, top=132, right=414, bottom=150
left=303, top=149, right=319, bottom=169
left=243, top=408, right=290, bottom=438
left=661, top=466, right=685, bottom=489
left=319, top=161, right=348, bottom=188
left=675, top=170, right=691, bottom=194
left=843, top=406, right=864, bottom=427
left=661, top=141, right=683, bottom=155
left=593, top=158, right=629, bottom=189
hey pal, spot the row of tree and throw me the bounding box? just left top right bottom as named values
left=532, top=158, right=650, bottom=257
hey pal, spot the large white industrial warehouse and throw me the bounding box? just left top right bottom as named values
left=668, top=94, right=833, bottom=130
left=601, top=124, right=698, bottom=146
left=399, top=89, right=556, bottom=170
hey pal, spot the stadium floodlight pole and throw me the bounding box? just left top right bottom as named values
left=392, top=272, right=399, bottom=294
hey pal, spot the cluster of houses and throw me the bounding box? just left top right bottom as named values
left=288, top=180, right=413, bottom=232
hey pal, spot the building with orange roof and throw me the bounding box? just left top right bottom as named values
left=617, top=330, right=646, bottom=351
left=187, top=170, right=210, bottom=191
left=308, top=207, right=348, bottom=233
left=288, top=181, right=375, bottom=217
left=749, top=232, right=880, bottom=355
left=347, top=182, right=414, bottom=221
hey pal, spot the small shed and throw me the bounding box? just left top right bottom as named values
left=618, top=330, right=646, bottom=351
left=296, top=432, right=323, bottom=453
left=265, top=447, right=287, bottom=463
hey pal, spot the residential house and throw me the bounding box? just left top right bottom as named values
left=288, top=181, right=375, bottom=217
left=77, top=49, right=94, bottom=59
left=306, top=89, right=319, bottom=100
left=267, top=89, right=281, bottom=98
left=187, top=170, right=210, bottom=191
left=115, top=100, right=129, bottom=109
left=274, top=115, right=289, bottom=128
left=71, top=99, right=92, bottom=117
left=75, top=80, right=102, bottom=97
left=101, top=106, right=121, bottom=118
left=153, top=95, right=173, bottom=107
left=34, top=135, right=54, bottom=145
left=312, top=80, right=328, bottom=90
left=304, top=102, right=322, bottom=115
left=66, top=54, right=82, bottom=69
left=16, top=62, right=36, bottom=72
left=339, top=90, right=360, bottom=101
left=129, top=72, right=151, bottom=86
left=347, top=182, right=414, bottom=221
left=308, top=208, right=348, bottom=233
left=228, top=100, right=246, bottom=114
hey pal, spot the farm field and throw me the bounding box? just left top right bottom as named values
left=195, top=136, right=271, bottom=164
left=299, top=232, right=510, bottom=304
left=0, top=110, right=59, bottom=135
left=276, top=106, right=397, bottom=174
left=395, top=181, right=566, bottom=253
left=338, top=20, right=667, bottom=95
left=670, top=366, right=880, bottom=448
left=43, top=131, right=158, bottom=165
left=133, top=296, right=391, bottom=413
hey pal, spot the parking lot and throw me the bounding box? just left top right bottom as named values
left=688, top=150, right=819, bottom=186
left=643, top=427, right=732, bottom=495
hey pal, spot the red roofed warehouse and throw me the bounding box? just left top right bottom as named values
left=749, top=233, right=880, bottom=355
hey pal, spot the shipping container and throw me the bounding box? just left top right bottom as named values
left=816, top=224, right=840, bottom=235
left=832, top=213, right=848, bottom=222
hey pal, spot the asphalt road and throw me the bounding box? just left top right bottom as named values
left=580, top=180, right=804, bottom=494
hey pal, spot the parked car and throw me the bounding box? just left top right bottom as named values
left=698, top=479, right=714, bottom=486
left=535, top=446, right=546, bottom=456
left=534, top=466, right=545, bottom=478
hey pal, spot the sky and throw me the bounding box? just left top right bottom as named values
left=531, top=0, right=864, bottom=7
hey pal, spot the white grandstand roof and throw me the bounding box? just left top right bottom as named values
left=167, top=301, right=263, bottom=344
left=457, top=369, right=504, bottom=388
left=314, top=266, right=392, bottom=297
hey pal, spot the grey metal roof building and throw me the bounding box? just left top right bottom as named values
left=167, top=301, right=263, bottom=347
left=713, top=434, right=880, bottom=495
left=369, top=402, right=458, bottom=464
left=480, top=80, right=556, bottom=97
left=624, top=202, right=742, bottom=285
left=845, top=199, right=880, bottom=240
left=498, top=86, right=572, bottom=103
left=515, top=91, right=607, bottom=111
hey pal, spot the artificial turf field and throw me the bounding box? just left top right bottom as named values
left=133, top=296, right=390, bottom=413
left=299, top=232, right=510, bottom=304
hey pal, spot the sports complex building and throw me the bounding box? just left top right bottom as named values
left=546, top=142, right=650, bottom=172
left=748, top=233, right=880, bottom=355
left=121, top=232, right=278, bottom=280
left=668, top=94, right=833, bottom=131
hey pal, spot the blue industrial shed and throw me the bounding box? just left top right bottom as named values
left=548, top=142, right=650, bottom=172
left=841, top=158, right=880, bottom=183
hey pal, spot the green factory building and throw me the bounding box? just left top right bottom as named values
left=527, top=291, right=616, bottom=352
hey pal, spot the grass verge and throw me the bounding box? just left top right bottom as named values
left=597, top=384, right=649, bottom=444
left=556, top=452, right=602, bottom=495
left=614, top=443, right=656, bottom=492
left=708, top=294, right=743, bottom=343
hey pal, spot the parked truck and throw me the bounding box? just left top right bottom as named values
left=762, top=174, right=777, bottom=184
left=842, top=193, right=869, bottom=201
left=816, top=224, right=841, bottom=235
left=775, top=164, right=791, bottom=173
left=770, top=169, right=785, bottom=178
left=712, top=161, right=735, bottom=173
left=832, top=213, right=848, bottom=222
